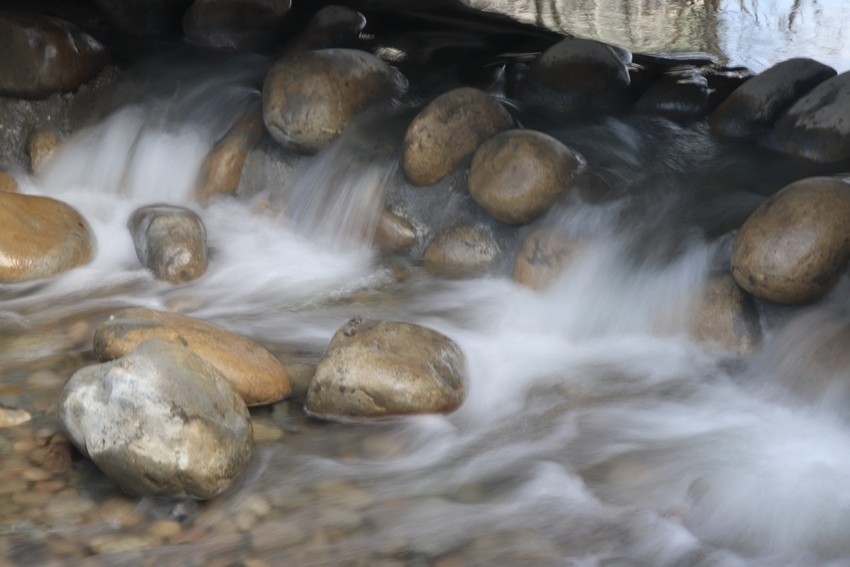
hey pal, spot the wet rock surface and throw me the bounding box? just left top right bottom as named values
left=689, top=273, right=762, bottom=355
left=423, top=224, right=500, bottom=278
left=513, top=227, right=585, bottom=290
left=128, top=204, right=208, bottom=283
left=194, top=109, right=264, bottom=204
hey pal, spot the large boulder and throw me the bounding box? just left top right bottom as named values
left=774, top=71, right=850, bottom=162
left=94, top=307, right=291, bottom=406
left=305, top=318, right=467, bottom=419
left=194, top=110, right=264, bottom=204
left=520, top=38, right=631, bottom=113
left=730, top=177, right=850, bottom=304
left=59, top=339, right=254, bottom=499
left=0, top=11, right=109, bottom=99
left=183, top=0, right=292, bottom=50
left=423, top=224, right=500, bottom=278
left=402, top=87, right=513, bottom=187
left=262, top=48, right=406, bottom=153
left=0, top=193, right=94, bottom=283
left=128, top=205, right=208, bottom=284
left=468, top=129, right=583, bottom=224
left=688, top=273, right=762, bottom=355
left=710, top=58, right=836, bottom=137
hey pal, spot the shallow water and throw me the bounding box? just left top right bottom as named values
left=3, top=34, right=850, bottom=567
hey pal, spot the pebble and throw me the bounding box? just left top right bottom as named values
left=147, top=519, right=183, bottom=540
left=252, top=420, right=284, bottom=443
left=87, top=534, right=160, bottom=555
left=12, top=490, right=51, bottom=506
left=0, top=477, right=27, bottom=495
left=26, top=370, right=66, bottom=390
left=87, top=497, right=143, bottom=528
left=22, top=466, right=52, bottom=482
left=34, top=478, right=67, bottom=493
left=44, top=494, right=95, bottom=519
left=0, top=407, right=32, bottom=428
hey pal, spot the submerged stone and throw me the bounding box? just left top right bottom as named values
left=128, top=204, right=208, bottom=284
left=424, top=224, right=500, bottom=278
left=688, top=273, right=762, bottom=355
left=513, top=227, right=585, bottom=291
left=194, top=110, right=264, bottom=204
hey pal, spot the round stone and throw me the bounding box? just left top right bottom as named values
left=688, top=274, right=762, bottom=355
left=128, top=204, right=208, bottom=284
left=423, top=225, right=500, bottom=278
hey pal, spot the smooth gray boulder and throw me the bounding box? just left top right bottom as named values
left=129, top=204, right=208, bottom=284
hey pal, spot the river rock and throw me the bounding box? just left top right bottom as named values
left=424, top=225, right=500, bottom=278
left=194, top=110, right=264, bottom=204
left=0, top=11, right=109, bottom=99
left=688, top=274, right=761, bottom=355
left=520, top=38, right=631, bottom=113
left=0, top=193, right=94, bottom=283
left=305, top=318, right=467, bottom=419
left=402, top=88, right=512, bottom=187
left=27, top=126, right=61, bottom=175
left=286, top=5, right=366, bottom=52
left=93, top=307, right=291, bottom=406
left=730, top=176, right=850, bottom=304
left=710, top=58, right=836, bottom=137
left=513, top=228, right=585, bottom=290
left=263, top=49, right=406, bottom=153
left=128, top=205, right=208, bottom=283
left=183, top=0, right=292, bottom=50
left=469, top=129, right=583, bottom=224
left=635, top=66, right=711, bottom=121
left=59, top=339, right=254, bottom=499
left=374, top=210, right=416, bottom=253
left=774, top=71, right=850, bottom=162
left=0, top=171, right=18, bottom=193
left=92, top=0, right=190, bottom=36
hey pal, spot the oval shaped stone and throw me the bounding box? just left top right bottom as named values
left=305, top=318, right=467, bottom=420
left=730, top=176, right=850, bottom=304
left=688, top=273, right=762, bottom=355
left=129, top=205, right=208, bottom=283
left=93, top=307, right=291, bottom=406
left=469, top=129, right=583, bottom=224
left=423, top=224, right=500, bottom=278
left=263, top=48, right=406, bottom=153
left=0, top=193, right=94, bottom=282
left=402, top=87, right=513, bottom=187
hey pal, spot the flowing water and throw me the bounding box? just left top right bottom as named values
left=3, top=15, right=850, bottom=567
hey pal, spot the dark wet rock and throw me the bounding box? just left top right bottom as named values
left=402, top=87, right=512, bottom=187
left=194, top=110, right=264, bottom=204
left=262, top=48, right=406, bottom=153
left=704, top=66, right=756, bottom=108
left=128, top=205, right=208, bottom=284
left=59, top=339, right=254, bottom=499
left=0, top=171, right=18, bottom=193
left=92, top=0, right=190, bottom=36
left=423, top=224, right=500, bottom=278
left=731, top=176, right=850, bottom=304
left=0, top=193, right=94, bottom=283
left=305, top=318, right=467, bottom=419
left=0, top=11, right=109, bottom=99
left=520, top=38, right=631, bottom=113
left=468, top=129, right=583, bottom=224
left=183, top=0, right=292, bottom=50
left=710, top=58, right=836, bottom=137
left=513, top=227, right=585, bottom=291
left=374, top=210, right=416, bottom=253
left=286, top=5, right=366, bottom=52
left=689, top=273, right=762, bottom=355
left=635, top=66, right=711, bottom=121
left=774, top=71, right=850, bottom=163
left=94, top=307, right=292, bottom=406
left=27, top=126, right=61, bottom=174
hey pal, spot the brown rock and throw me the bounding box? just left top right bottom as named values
left=183, top=0, right=292, bottom=50
left=28, top=126, right=61, bottom=174
left=374, top=210, right=416, bottom=252
left=469, top=129, right=583, bottom=224
left=0, top=171, right=18, bottom=193
left=305, top=318, right=467, bottom=419
left=0, top=11, right=109, bottom=99
left=688, top=274, right=762, bottom=355
left=402, top=87, right=513, bottom=186
left=128, top=204, right=208, bottom=283
left=0, top=193, right=95, bottom=283
left=93, top=307, right=291, bottom=406
left=263, top=49, right=406, bottom=153
left=424, top=225, right=500, bottom=278
left=730, top=176, right=850, bottom=304
left=0, top=407, right=31, bottom=428
left=513, top=228, right=585, bottom=290
left=195, top=110, right=264, bottom=204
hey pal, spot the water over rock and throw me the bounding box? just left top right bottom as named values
left=0, top=171, right=18, bottom=193
left=513, top=227, right=585, bottom=291
left=635, top=66, right=711, bottom=121
left=262, top=48, right=406, bottom=153
left=59, top=339, right=254, bottom=499
left=402, top=87, right=513, bottom=187
left=27, top=126, right=61, bottom=175
left=0, top=11, right=110, bottom=99
left=183, top=0, right=292, bottom=50
left=194, top=110, right=264, bottom=204
left=128, top=205, right=208, bottom=284
left=305, top=318, right=467, bottom=420
left=688, top=273, right=762, bottom=355
left=423, top=224, right=500, bottom=278
left=0, top=193, right=94, bottom=283
left=374, top=210, right=416, bottom=253
left=285, top=5, right=366, bottom=52
left=774, top=71, right=850, bottom=162
left=710, top=58, right=836, bottom=137
left=731, top=176, right=850, bottom=304
left=469, top=129, right=583, bottom=225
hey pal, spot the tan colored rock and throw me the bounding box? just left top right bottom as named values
left=128, top=204, right=208, bottom=284
left=195, top=110, right=264, bottom=204
left=424, top=225, right=500, bottom=278
left=374, top=210, right=416, bottom=252
left=688, top=274, right=762, bottom=355
left=513, top=228, right=584, bottom=290
left=0, top=407, right=31, bottom=428
left=0, top=171, right=17, bottom=193
left=305, top=318, right=467, bottom=419
left=93, top=307, right=291, bottom=406
left=28, top=126, right=61, bottom=175
left=263, top=49, right=406, bottom=153
left=731, top=176, right=850, bottom=304
left=402, top=87, right=513, bottom=187
left=0, top=193, right=95, bottom=283
left=469, top=129, right=583, bottom=224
